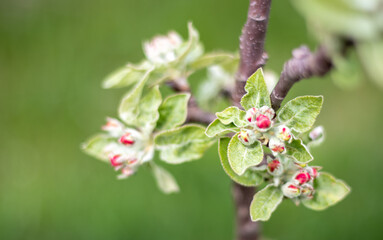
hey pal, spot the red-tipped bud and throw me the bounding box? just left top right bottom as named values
left=110, top=154, right=123, bottom=167
left=282, top=182, right=301, bottom=198
left=308, top=166, right=320, bottom=179
left=128, top=159, right=138, bottom=165
left=256, top=114, right=271, bottom=129
left=269, top=138, right=286, bottom=155
left=238, top=129, right=256, bottom=146
left=278, top=126, right=292, bottom=142
left=294, top=171, right=311, bottom=185
left=301, top=184, right=314, bottom=199
left=102, top=117, right=124, bottom=137
left=118, top=167, right=135, bottom=179
left=245, top=107, right=257, bottom=122
left=267, top=159, right=283, bottom=176
left=119, top=133, right=135, bottom=145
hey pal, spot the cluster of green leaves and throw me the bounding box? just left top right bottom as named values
left=82, top=23, right=238, bottom=194
left=292, top=0, right=383, bottom=89
left=206, top=69, right=350, bottom=221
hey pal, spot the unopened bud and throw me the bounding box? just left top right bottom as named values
left=245, top=107, right=257, bottom=122
left=277, top=126, right=292, bottom=142
left=307, top=166, right=320, bottom=179
left=110, top=154, right=123, bottom=167
left=119, top=133, right=135, bottom=145
left=301, top=183, right=315, bottom=199
left=118, top=167, right=135, bottom=179
left=102, top=117, right=124, bottom=137
left=269, top=138, right=286, bottom=155
left=256, top=114, right=271, bottom=129
left=282, top=182, right=301, bottom=198
left=238, top=129, right=256, bottom=146
left=267, top=159, right=283, bottom=176
left=294, top=171, right=311, bottom=185
left=309, top=126, right=324, bottom=141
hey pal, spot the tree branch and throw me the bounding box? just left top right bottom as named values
left=270, top=45, right=333, bottom=110
left=234, top=0, right=271, bottom=104
left=232, top=1, right=272, bottom=240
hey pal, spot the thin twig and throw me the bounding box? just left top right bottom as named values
left=270, top=45, right=332, bottom=110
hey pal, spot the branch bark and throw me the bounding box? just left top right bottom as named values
left=233, top=1, right=272, bottom=240
left=270, top=45, right=333, bottom=110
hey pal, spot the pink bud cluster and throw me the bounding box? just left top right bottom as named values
left=281, top=167, right=320, bottom=199
left=101, top=117, right=153, bottom=179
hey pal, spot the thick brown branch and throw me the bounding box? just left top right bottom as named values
left=232, top=1, right=272, bottom=240
left=234, top=0, right=271, bottom=103
left=270, top=45, right=332, bottom=111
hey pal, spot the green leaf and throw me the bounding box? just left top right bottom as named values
left=118, top=69, right=153, bottom=127
left=250, top=185, right=284, bottom=222
left=205, top=119, right=239, bottom=138
left=240, top=68, right=271, bottom=110
left=189, top=52, right=237, bottom=70
left=156, top=93, right=191, bottom=131
left=216, top=106, right=247, bottom=127
left=82, top=134, right=114, bottom=162
left=228, top=133, right=263, bottom=175
left=151, top=163, right=180, bottom=194
left=155, top=124, right=214, bottom=164
left=285, top=138, right=313, bottom=163
left=278, top=95, right=323, bottom=133
left=176, top=22, right=203, bottom=65
left=137, top=85, right=162, bottom=133
left=302, top=172, right=350, bottom=210
left=102, top=61, right=153, bottom=89
left=219, top=138, right=263, bottom=186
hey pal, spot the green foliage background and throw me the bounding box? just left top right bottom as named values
left=1, top=0, right=383, bottom=239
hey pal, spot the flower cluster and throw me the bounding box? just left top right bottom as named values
left=237, top=105, right=322, bottom=202
left=238, top=106, right=291, bottom=155
left=101, top=117, right=154, bottom=179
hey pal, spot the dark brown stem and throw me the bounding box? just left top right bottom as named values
left=232, top=1, right=272, bottom=240
left=234, top=0, right=271, bottom=103
left=270, top=45, right=333, bottom=111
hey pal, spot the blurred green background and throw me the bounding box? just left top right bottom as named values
left=1, top=0, right=383, bottom=239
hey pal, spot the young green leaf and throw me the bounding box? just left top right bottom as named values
left=285, top=138, right=313, bottom=163
left=240, top=68, right=271, bottom=110
left=118, top=69, right=153, bottom=127
left=189, top=52, right=237, bottom=70
left=82, top=134, right=114, bottom=162
left=156, top=93, right=191, bottom=131
left=228, top=133, right=263, bottom=176
left=102, top=62, right=152, bottom=89
left=155, top=124, right=214, bottom=164
left=216, top=106, right=247, bottom=127
left=151, top=163, right=180, bottom=194
left=250, top=185, right=284, bottom=222
left=302, top=172, right=350, bottom=210
left=278, top=95, right=323, bottom=133
left=137, top=85, right=162, bottom=133
left=205, top=119, right=239, bottom=138
left=219, top=138, right=263, bottom=186
left=176, top=22, right=203, bottom=65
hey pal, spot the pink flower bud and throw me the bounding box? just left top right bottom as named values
left=269, top=138, right=286, bottom=154
left=238, top=129, right=256, bottom=145
left=267, top=159, right=283, bottom=176
left=301, top=184, right=315, bottom=199
left=110, top=154, right=123, bottom=167
left=256, top=114, right=271, bottom=129
left=119, top=133, right=135, bottom=145
left=282, top=182, right=301, bottom=198
left=308, top=166, right=320, bottom=179
left=294, top=171, right=311, bottom=185
left=278, top=126, right=292, bottom=142
left=102, top=117, right=124, bottom=137
left=245, top=107, right=257, bottom=122
left=118, top=167, right=135, bottom=179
